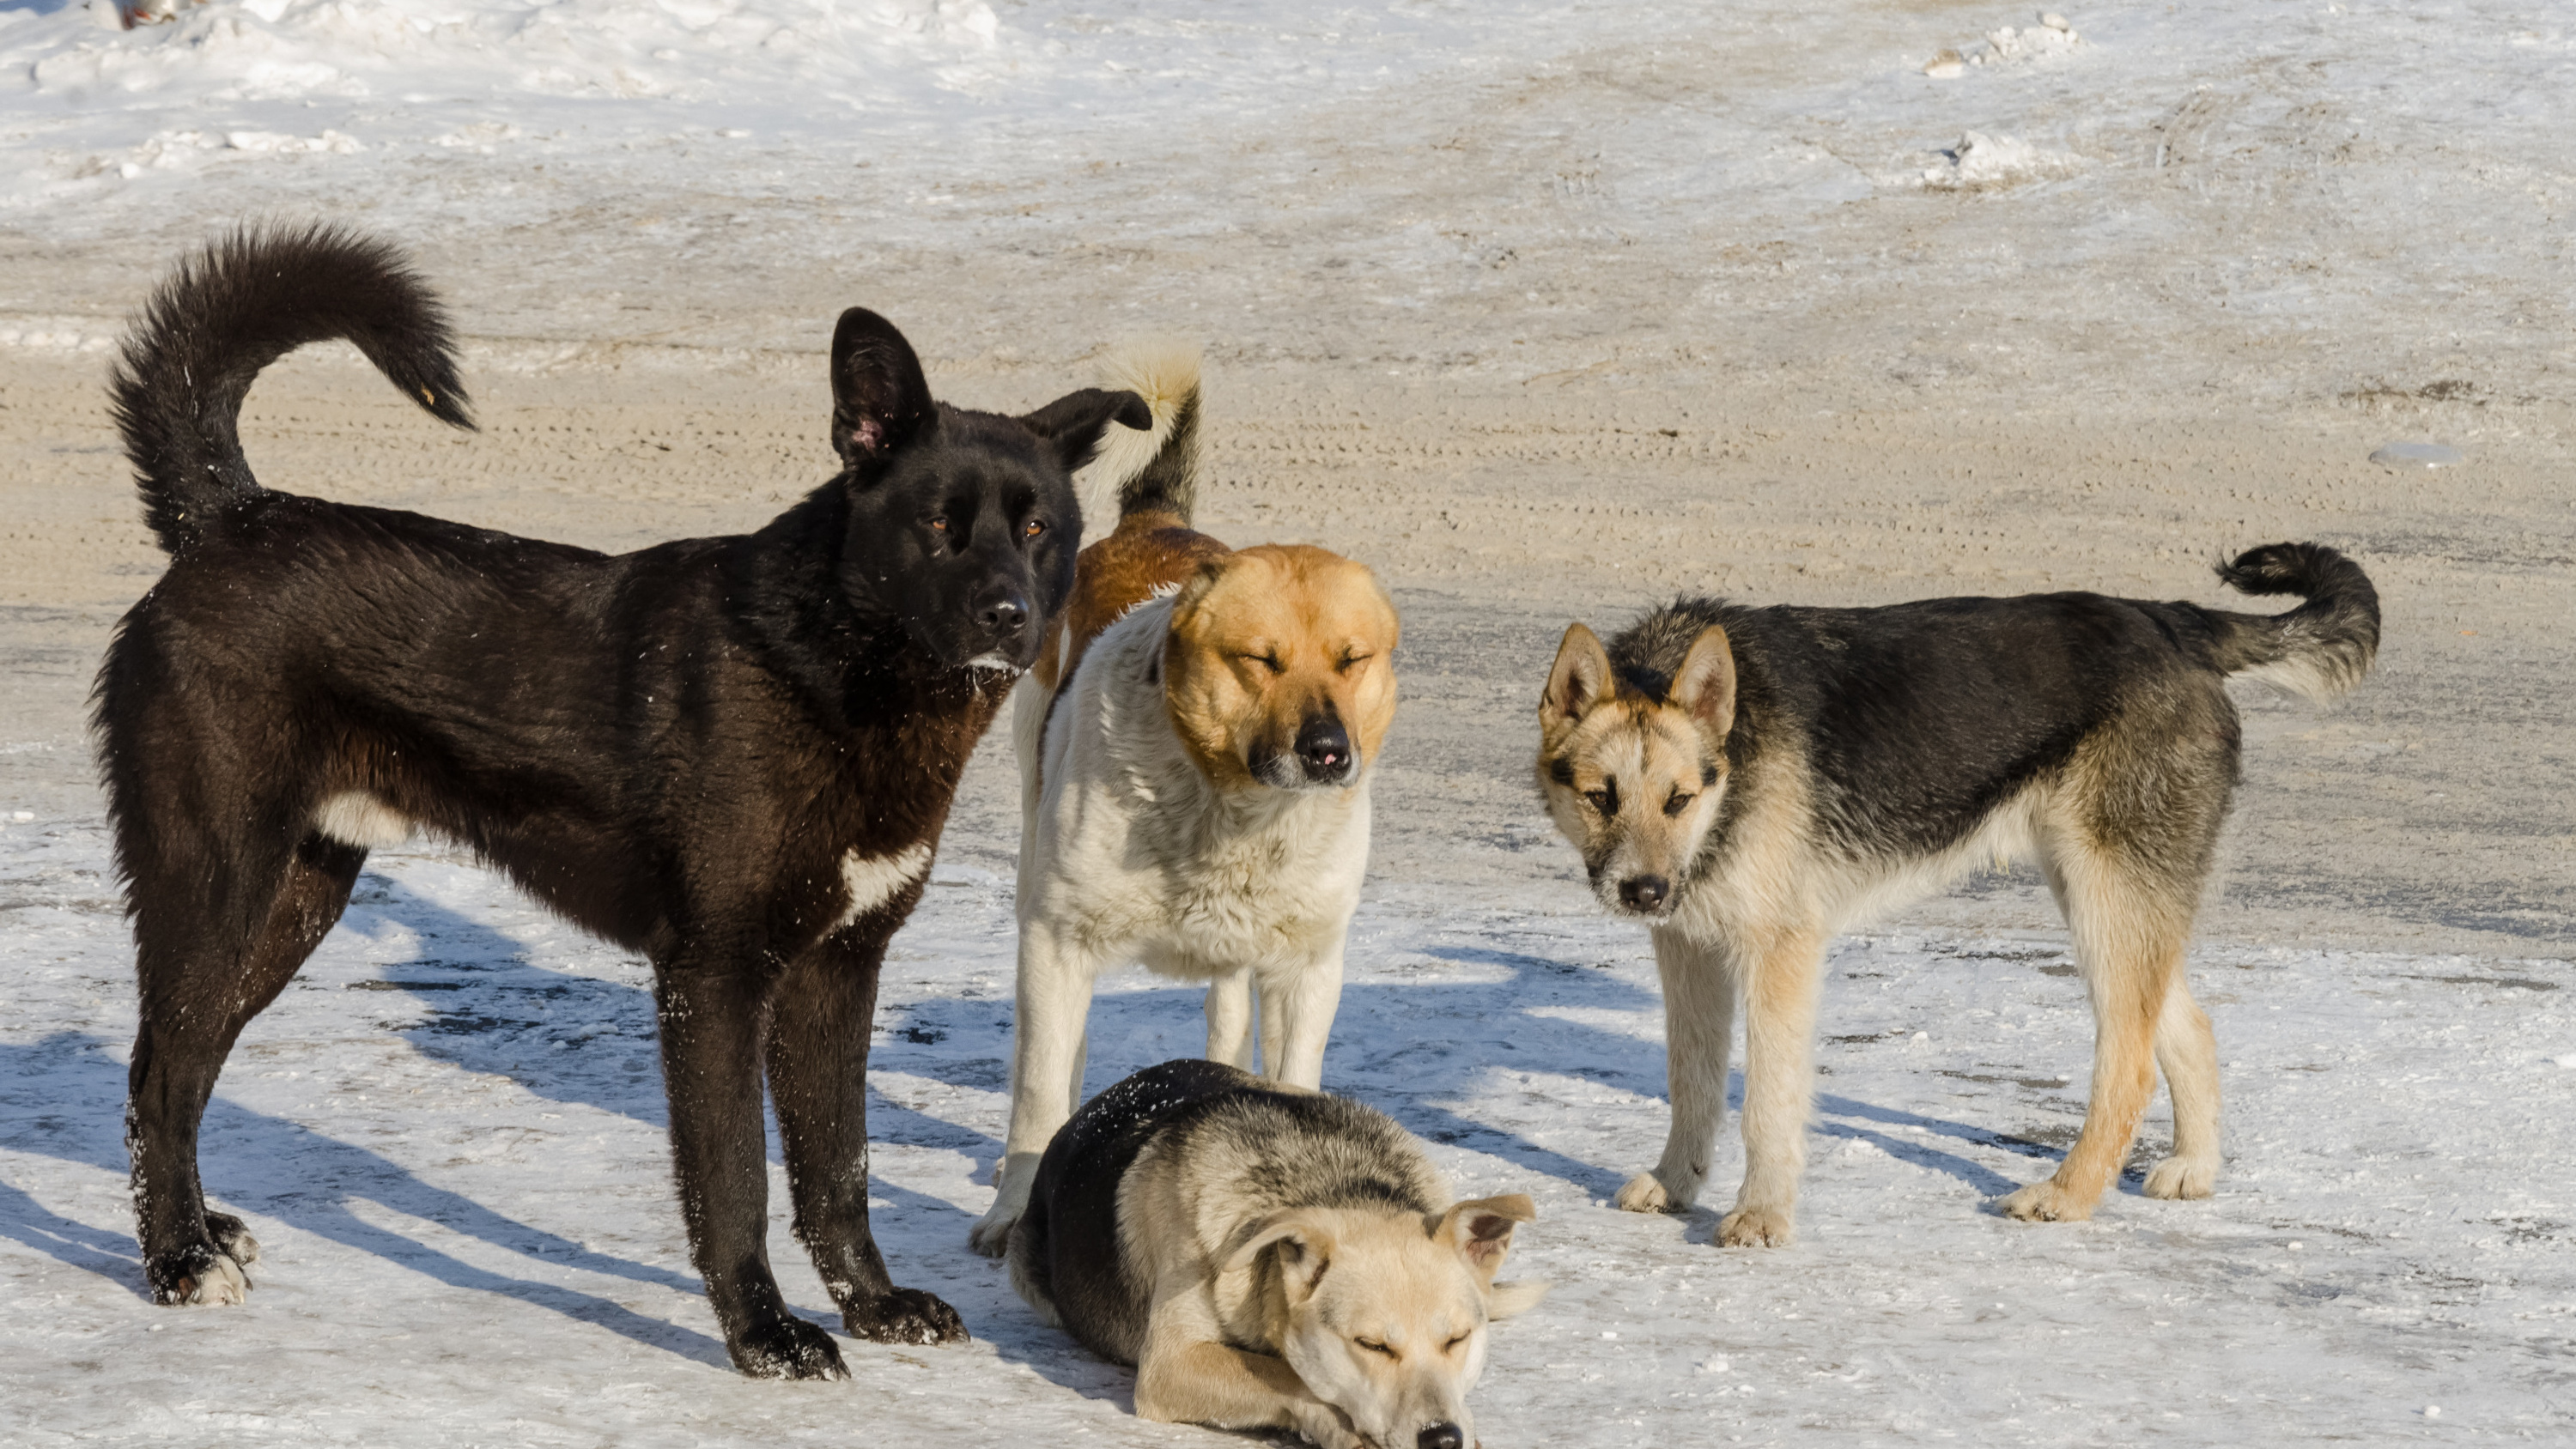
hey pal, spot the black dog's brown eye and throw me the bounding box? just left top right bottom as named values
left=1585, top=778, right=1619, bottom=815
left=1664, top=791, right=1695, bottom=817
left=927, top=516, right=948, bottom=533
left=1024, top=519, right=1045, bottom=539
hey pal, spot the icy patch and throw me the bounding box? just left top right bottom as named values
left=1924, top=11, right=2082, bottom=77
left=2368, top=441, right=2464, bottom=469
left=1920, top=130, right=2080, bottom=191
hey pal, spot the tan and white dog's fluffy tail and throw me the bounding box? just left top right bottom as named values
left=1071, top=339, right=1201, bottom=529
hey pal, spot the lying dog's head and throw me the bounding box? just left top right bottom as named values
left=1535, top=621, right=1736, bottom=919
left=827, top=308, right=1151, bottom=672
left=1163, top=543, right=1400, bottom=791
left=1230, top=1194, right=1546, bottom=1449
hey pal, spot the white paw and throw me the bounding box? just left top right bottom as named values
left=967, top=1208, right=1018, bottom=1260
left=1716, top=1203, right=1795, bottom=1247
left=1613, top=1172, right=1675, bottom=1214
left=2142, top=1155, right=2218, bottom=1201
left=1998, top=1179, right=2097, bottom=1222
left=173, top=1252, right=251, bottom=1306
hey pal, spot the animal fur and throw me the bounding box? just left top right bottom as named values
left=1007, top=1060, right=1546, bottom=1449
left=1533, top=545, right=2379, bottom=1243
left=967, top=350, right=1403, bottom=1258
left=94, top=224, right=1151, bottom=1378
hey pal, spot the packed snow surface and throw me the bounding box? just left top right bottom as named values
left=4, top=829, right=2573, bottom=1445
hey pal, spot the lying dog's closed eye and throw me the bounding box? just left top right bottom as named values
left=96, top=224, right=1150, bottom=1379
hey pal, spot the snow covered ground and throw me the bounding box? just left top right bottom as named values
left=4, top=0, right=2576, bottom=1444
left=5, top=824, right=2573, bottom=1445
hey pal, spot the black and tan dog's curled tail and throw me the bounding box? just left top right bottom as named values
left=1072, top=340, right=1200, bottom=528
left=111, top=223, right=476, bottom=554
left=2207, top=541, right=2380, bottom=701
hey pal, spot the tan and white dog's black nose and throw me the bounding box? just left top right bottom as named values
left=1416, top=1423, right=1466, bottom=1449
left=1617, top=875, right=1669, bottom=913
left=1295, top=715, right=1354, bottom=783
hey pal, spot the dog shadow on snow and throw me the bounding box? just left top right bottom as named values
left=1, top=872, right=2052, bottom=1391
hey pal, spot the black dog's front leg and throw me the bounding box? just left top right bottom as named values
left=655, top=957, right=848, bottom=1379
left=768, top=931, right=968, bottom=1346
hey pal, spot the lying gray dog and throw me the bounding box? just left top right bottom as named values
left=1006, top=1059, right=1547, bottom=1449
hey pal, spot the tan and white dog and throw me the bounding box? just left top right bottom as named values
left=1008, top=1059, right=1546, bottom=1449
left=968, top=348, right=1402, bottom=1257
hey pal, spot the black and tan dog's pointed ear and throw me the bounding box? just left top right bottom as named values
left=1224, top=1210, right=1338, bottom=1305
left=1540, top=623, right=1612, bottom=730
left=829, top=307, right=937, bottom=468
left=1018, top=387, right=1152, bottom=476
left=1669, top=625, right=1736, bottom=737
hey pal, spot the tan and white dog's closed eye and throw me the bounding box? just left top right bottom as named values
left=1008, top=1061, right=1548, bottom=1449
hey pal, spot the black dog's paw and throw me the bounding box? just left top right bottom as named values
left=731, top=1315, right=850, bottom=1380
left=146, top=1240, right=252, bottom=1306
left=844, top=1287, right=969, bottom=1346
left=204, top=1210, right=261, bottom=1267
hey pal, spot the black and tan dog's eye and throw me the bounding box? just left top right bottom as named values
left=1664, top=790, right=1695, bottom=817
left=1584, top=778, right=1619, bottom=815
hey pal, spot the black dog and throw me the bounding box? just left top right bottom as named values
left=94, top=226, right=1149, bottom=1379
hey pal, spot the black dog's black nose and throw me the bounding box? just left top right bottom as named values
left=1417, top=1425, right=1465, bottom=1449
left=1295, top=717, right=1352, bottom=780
left=1619, top=876, right=1669, bottom=912
left=977, top=595, right=1029, bottom=637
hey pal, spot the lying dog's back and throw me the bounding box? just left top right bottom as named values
left=1007, top=1059, right=1439, bottom=1365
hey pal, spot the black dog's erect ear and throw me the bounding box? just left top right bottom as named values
left=1018, top=387, right=1152, bottom=475
left=830, top=307, right=937, bottom=469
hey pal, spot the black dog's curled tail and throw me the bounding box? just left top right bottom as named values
left=111, top=223, right=476, bottom=554
left=2207, top=541, right=2380, bottom=701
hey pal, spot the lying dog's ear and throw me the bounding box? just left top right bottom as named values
left=1540, top=624, right=1612, bottom=731
left=829, top=307, right=937, bottom=469
left=1224, top=1210, right=1338, bottom=1306
left=1668, top=625, right=1736, bottom=738
left=1018, top=387, right=1152, bottom=476
left=1431, top=1194, right=1534, bottom=1287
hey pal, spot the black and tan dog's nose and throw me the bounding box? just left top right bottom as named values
left=1295, top=717, right=1353, bottom=782
left=1417, top=1425, right=1466, bottom=1449
left=1618, top=875, right=1669, bottom=912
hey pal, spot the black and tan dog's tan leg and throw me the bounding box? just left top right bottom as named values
left=2146, top=972, right=2222, bottom=1199
left=2002, top=852, right=2190, bottom=1222
left=767, top=930, right=968, bottom=1347
left=1134, top=1296, right=1368, bottom=1449
left=1617, top=925, right=1740, bottom=1214
left=1720, top=929, right=1826, bottom=1247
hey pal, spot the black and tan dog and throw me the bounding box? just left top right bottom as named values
left=1534, top=545, right=2379, bottom=1244
left=94, top=226, right=1149, bottom=1377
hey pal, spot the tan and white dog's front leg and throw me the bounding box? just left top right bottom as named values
left=1719, top=931, right=1823, bottom=1248
left=1618, top=925, right=1740, bottom=1215
left=969, top=924, right=1103, bottom=1258
left=1203, top=965, right=1256, bottom=1072
left=1261, top=941, right=1347, bottom=1090
left=1134, top=1294, right=1364, bottom=1449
